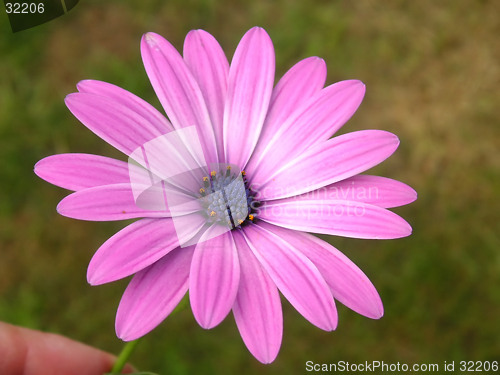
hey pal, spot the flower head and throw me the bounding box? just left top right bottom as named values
left=35, top=27, right=416, bottom=363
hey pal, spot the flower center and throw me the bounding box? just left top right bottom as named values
left=199, top=165, right=257, bottom=228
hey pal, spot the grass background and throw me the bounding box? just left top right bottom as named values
left=0, top=0, right=499, bottom=373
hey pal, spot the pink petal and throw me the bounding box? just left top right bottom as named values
left=223, top=27, right=275, bottom=168
left=242, top=223, right=337, bottom=331
left=256, top=130, right=400, bottom=200
left=184, top=30, right=229, bottom=161
left=76, top=79, right=173, bottom=134
left=245, top=56, right=326, bottom=176
left=258, top=222, right=383, bottom=319
left=65, top=93, right=170, bottom=156
left=232, top=230, right=282, bottom=364
left=87, top=218, right=180, bottom=285
left=249, top=80, right=364, bottom=181
left=56, top=183, right=170, bottom=221
left=116, top=246, right=194, bottom=341
left=34, top=153, right=130, bottom=191
left=141, top=32, right=218, bottom=165
left=258, top=199, right=412, bottom=239
left=309, top=175, right=418, bottom=208
left=189, top=230, right=240, bottom=329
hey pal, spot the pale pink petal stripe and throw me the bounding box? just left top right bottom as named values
left=249, top=80, right=364, bottom=180
left=116, top=246, right=194, bottom=341
left=258, top=199, right=412, bottom=239
left=232, top=230, right=282, bottom=364
left=242, top=224, right=337, bottom=331
left=57, top=183, right=170, bottom=221
left=184, top=30, right=229, bottom=161
left=141, top=32, right=218, bottom=165
left=87, top=218, right=180, bottom=285
left=34, top=153, right=130, bottom=191
left=189, top=230, right=240, bottom=329
left=76, top=79, right=173, bottom=133
left=256, top=130, right=400, bottom=200
left=223, top=27, right=275, bottom=167
left=65, top=93, right=170, bottom=156
left=308, top=175, right=417, bottom=208
left=245, top=57, right=326, bottom=176
left=258, top=222, right=383, bottom=319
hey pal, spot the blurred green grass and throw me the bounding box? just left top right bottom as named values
left=0, top=0, right=499, bottom=373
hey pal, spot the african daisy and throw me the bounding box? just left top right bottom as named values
left=34, top=27, right=416, bottom=363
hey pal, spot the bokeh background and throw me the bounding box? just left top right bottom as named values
left=1, top=0, right=499, bottom=373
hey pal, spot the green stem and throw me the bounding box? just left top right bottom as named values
left=111, top=339, right=140, bottom=373
left=109, top=294, right=190, bottom=373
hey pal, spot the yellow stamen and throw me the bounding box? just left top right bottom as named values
left=226, top=166, right=231, bottom=170
left=241, top=170, right=246, bottom=176
left=248, top=214, right=254, bottom=221
left=210, top=211, right=216, bottom=217
left=238, top=219, right=244, bottom=225
left=210, top=170, right=216, bottom=177
left=203, top=176, right=209, bottom=182
left=199, top=188, right=205, bottom=194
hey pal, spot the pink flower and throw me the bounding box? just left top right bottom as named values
left=35, top=27, right=416, bottom=363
